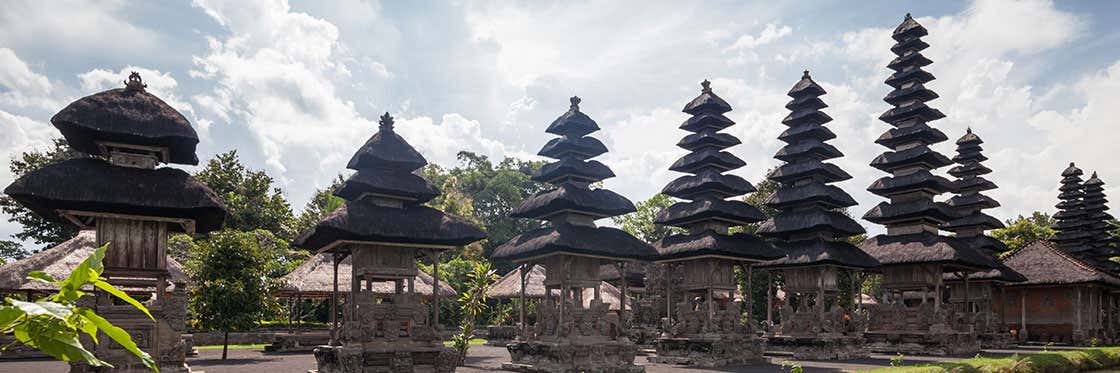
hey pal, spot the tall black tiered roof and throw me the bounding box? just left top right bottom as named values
left=942, top=129, right=1005, bottom=252
left=51, top=73, right=201, bottom=165
left=651, top=81, right=781, bottom=262
left=859, top=14, right=995, bottom=272
left=5, top=73, right=227, bottom=233
left=1080, top=173, right=1118, bottom=271
left=757, top=71, right=876, bottom=270
left=492, top=97, right=655, bottom=262
left=295, top=113, right=485, bottom=252
left=1050, top=163, right=1092, bottom=254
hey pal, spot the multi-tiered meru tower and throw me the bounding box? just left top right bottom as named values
left=941, top=129, right=1025, bottom=349
left=648, top=80, right=782, bottom=367
left=5, top=73, right=228, bottom=372
left=1051, top=164, right=1094, bottom=257
left=858, top=14, right=998, bottom=356
left=296, top=113, right=487, bottom=373
left=492, top=97, right=656, bottom=373
left=1081, top=173, right=1118, bottom=272
left=756, top=71, right=878, bottom=360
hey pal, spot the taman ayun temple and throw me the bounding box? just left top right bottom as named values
left=755, top=71, right=878, bottom=360
left=491, top=97, right=656, bottom=373
left=293, top=112, right=486, bottom=372
left=7, top=10, right=1120, bottom=373
left=3, top=73, right=228, bottom=372
left=647, top=81, right=782, bottom=367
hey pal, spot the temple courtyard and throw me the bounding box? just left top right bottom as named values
left=0, top=344, right=1080, bottom=373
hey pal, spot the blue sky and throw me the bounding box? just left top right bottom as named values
left=2, top=0, right=1120, bottom=245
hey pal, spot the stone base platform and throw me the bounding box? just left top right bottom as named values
left=766, top=335, right=868, bottom=360
left=265, top=332, right=329, bottom=353
left=648, top=336, right=764, bottom=367
left=314, top=344, right=458, bottom=373
left=978, top=332, right=1016, bottom=349
left=625, top=326, right=661, bottom=349
left=503, top=339, right=643, bottom=373
left=864, top=331, right=979, bottom=356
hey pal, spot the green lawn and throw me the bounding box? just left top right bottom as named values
left=860, top=347, right=1120, bottom=373
left=443, top=338, right=487, bottom=346
left=195, top=343, right=270, bottom=351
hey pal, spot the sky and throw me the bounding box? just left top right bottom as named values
left=2, top=0, right=1120, bottom=246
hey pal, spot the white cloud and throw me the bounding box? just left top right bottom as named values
left=723, top=23, right=793, bottom=52
left=0, top=48, right=59, bottom=110
left=0, top=0, right=163, bottom=58
left=78, top=67, right=195, bottom=118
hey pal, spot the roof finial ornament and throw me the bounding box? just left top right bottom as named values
left=802, top=70, right=811, bottom=79
left=569, top=96, right=581, bottom=111
left=1092, top=171, right=1099, bottom=178
left=905, top=12, right=912, bottom=20
left=1070, top=162, right=1076, bottom=167
left=124, top=71, right=146, bottom=92
left=701, top=79, right=712, bottom=93
left=966, top=127, right=972, bottom=134
left=379, top=112, right=394, bottom=131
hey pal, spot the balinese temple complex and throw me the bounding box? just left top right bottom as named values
left=491, top=97, right=656, bottom=373
left=755, top=72, right=878, bottom=359
left=648, top=81, right=782, bottom=366
left=3, top=73, right=228, bottom=372
left=857, top=14, right=999, bottom=355
left=294, top=113, right=486, bottom=372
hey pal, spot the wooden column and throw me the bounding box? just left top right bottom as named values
left=617, top=262, right=628, bottom=327
left=665, top=264, right=673, bottom=325
left=331, top=252, right=341, bottom=346
left=964, top=272, right=970, bottom=313
left=766, top=271, right=774, bottom=326
left=1020, top=289, right=1027, bottom=341
left=519, top=264, right=527, bottom=339
left=432, top=251, right=441, bottom=330
left=1077, top=287, right=1083, bottom=336
left=746, top=264, right=753, bottom=322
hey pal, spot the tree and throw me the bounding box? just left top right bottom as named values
left=0, top=138, right=81, bottom=249
left=194, top=151, right=295, bottom=240
left=440, top=152, right=546, bottom=260
left=989, top=212, right=1056, bottom=252
left=449, top=260, right=497, bottom=365
left=288, top=175, right=346, bottom=239
left=188, top=229, right=282, bottom=359
left=612, top=194, right=682, bottom=242
left=0, top=244, right=156, bottom=371
left=0, top=240, right=28, bottom=264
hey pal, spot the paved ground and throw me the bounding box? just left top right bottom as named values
left=0, top=345, right=1045, bottom=373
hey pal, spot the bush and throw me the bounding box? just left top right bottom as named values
left=859, top=347, right=1120, bottom=373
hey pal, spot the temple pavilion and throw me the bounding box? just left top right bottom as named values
left=941, top=129, right=1025, bottom=348
left=857, top=14, right=999, bottom=355
left=294, top=113, right=486, bottom=373
left=755, top=71, right=878, bottom=360
left=647, top=80, right=782, bottom=367
left=491, top=97, right=656, bottom=373
left=3, top=73, right=228, bottom=372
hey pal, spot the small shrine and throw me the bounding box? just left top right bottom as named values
left=294, top=113, right=486, bottom=373
left=857, top=15, right=999, bottom=356
left=647, top=80, right=782, bottom=367
left=4, top=73, right=228, bottom=372
left=755, top=71, right=878, bottom=360
left=491, top=97, right=656, bottom=373
left=941, top=129, right=1025, bottom=349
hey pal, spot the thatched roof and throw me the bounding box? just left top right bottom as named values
left=757, top=239, right=879, bottom=269
left=485, top=265, right=625, bottom=310
left=0, top=231, right=188, bottom=292
left=859, top=232, right=999, bottom=270
left=51, top=73, right=200, bottom=165
left=1002, top=240, right=1120, bottom=287
left=333, top=168, right=440, bottom=203
left=346, top=113, right=427, bottom=172
left=491, top=224, right=656, bottom=262
left=4, top=158, right=228, bottom=233
left=510, top=184, right=635, bottom=220
left=546, top=97, right=600, bottom=138
left=294, top=200, right=487, bottom=252
left=682, top=80, right=732, bottom=115
left=277, top=253, right=456, bottom=298
left=654, top=230, right=782, bottom=262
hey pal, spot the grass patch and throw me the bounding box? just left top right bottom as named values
left=195, top=343, right=270, bottom=351
left=443, top=338, right=487, bottom=346
left=860, top=347, right=1120, bottom=373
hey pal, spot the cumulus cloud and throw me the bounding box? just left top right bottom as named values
left=0, top=0, right=164, bottom=59
left=0, top=48, right=59, bottom=110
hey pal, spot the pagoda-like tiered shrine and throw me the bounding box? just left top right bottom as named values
left=1051, top=163, right=1094, bottom=256
left=756, top=72, right=878, bottom=360
left=295, top=113, right=486, bottom=373
left=941, top=129, right=1024, bottom=348
left=492, top=97, right=655, bottom=373
left=4, top=73, right=228, bottom=372
left=858, top=14, right=998, bottom=355
left=646, top=81, right=781, bottom=367
left=1081, top=173, right=1118, bottom=272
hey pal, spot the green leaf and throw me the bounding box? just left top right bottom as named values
left=55, top=244, right=107, bottom=303
left=0, top=305, right=25, bottom=333
left=92, top=280, right=153, bottom=320
left=8, top=299, right=71, bottom=321
left=27, top=271, right=57, bottom=285
left=78, top=309, right=158, bottom=372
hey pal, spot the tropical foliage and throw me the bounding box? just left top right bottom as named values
left=0, top=138, right=79, bottom=249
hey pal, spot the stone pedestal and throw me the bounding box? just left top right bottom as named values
left=503, top=340, right=643, bottom=373
left=71, top=286, right=191, bottom=373
left=766, top=335, right=867, bottom=360
left=315, top=344, right=458, bottom=373
left=864, top=331, right=979, bottom=356
left=486, top=325, right=519, bottom=346
left=648, top=336, right=762, bottom=367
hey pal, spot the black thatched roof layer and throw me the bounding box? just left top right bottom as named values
left=955, top=235, right=1009, bottom=256
left=859, top=233, right=999, bottom=270
left=654, top=198, right=765, bottom=227
left=1003, top=240, right=1120, bottom=286
left=509, top=184, right=636, bottom=219
left=653, top=230, right=782, bottom=262
left=863, top=199, right=958, bottom=225
left=944, top=263, right=1026, bottom=283
left=943, top=129, right=1005, bottom=238
left=756, top=239, right=878, bottom=269
left=682, top=80, right=732, bottom=115
left=1080, top=173, right=1118, bottom=266
left=4, top=158, right=227, bottom=232
left=677, top=131, right=740, bottom=151
left=869, top=146, right=953, bottom=172
left=768, top=159, right=851, bottom=184
left=491, top=224, right=656, bottom=261
left=661, top=171, right=755, bottom=200
left=294, top=201, right=486, bottom=251
left=668, top=149, right=745, bottom=173
left=764, top=183, right=857, bottom=210
left=532, top=158, right=615, bottom=184
left=1050, top=163, right=1091, bottom=253
left=347, top=114, right=427, bottom=172
left=874, top=122, right=947, bottom=148
left=333, top=168, right=440, bottom=203
left=757, top=207, right=866, bottom=239
left=546, top=97, right=600, bottom=137
left=538, top=136, right=608, bottom=160
left=680, top=113, right=735, bottom=132
left=867, top=170, right=955, bottom=197
left=51, top=73, right=200, bottom=165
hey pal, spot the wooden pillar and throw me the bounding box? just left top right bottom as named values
left=665, top=264, right=673, bottom=325
left=617, top=262, right=628, bottom=326
left=331, top=252, right=340, bottom=346
left=766, top=271, right=774, bottom=325
left=746, top=264, right=753, bottom=322
left=296, top=295, right=302, bottom=334
left=433, top=251, right=441, bottom=329
left=964, top=272, right=970, bottom=313
left=706, top=261, right=714, bottom=332
left=519, top=264, right=527, bottom=339
left=1020, top=289, right=1027, bottom=341
left=1078, top=287, right=1083, bottom=335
